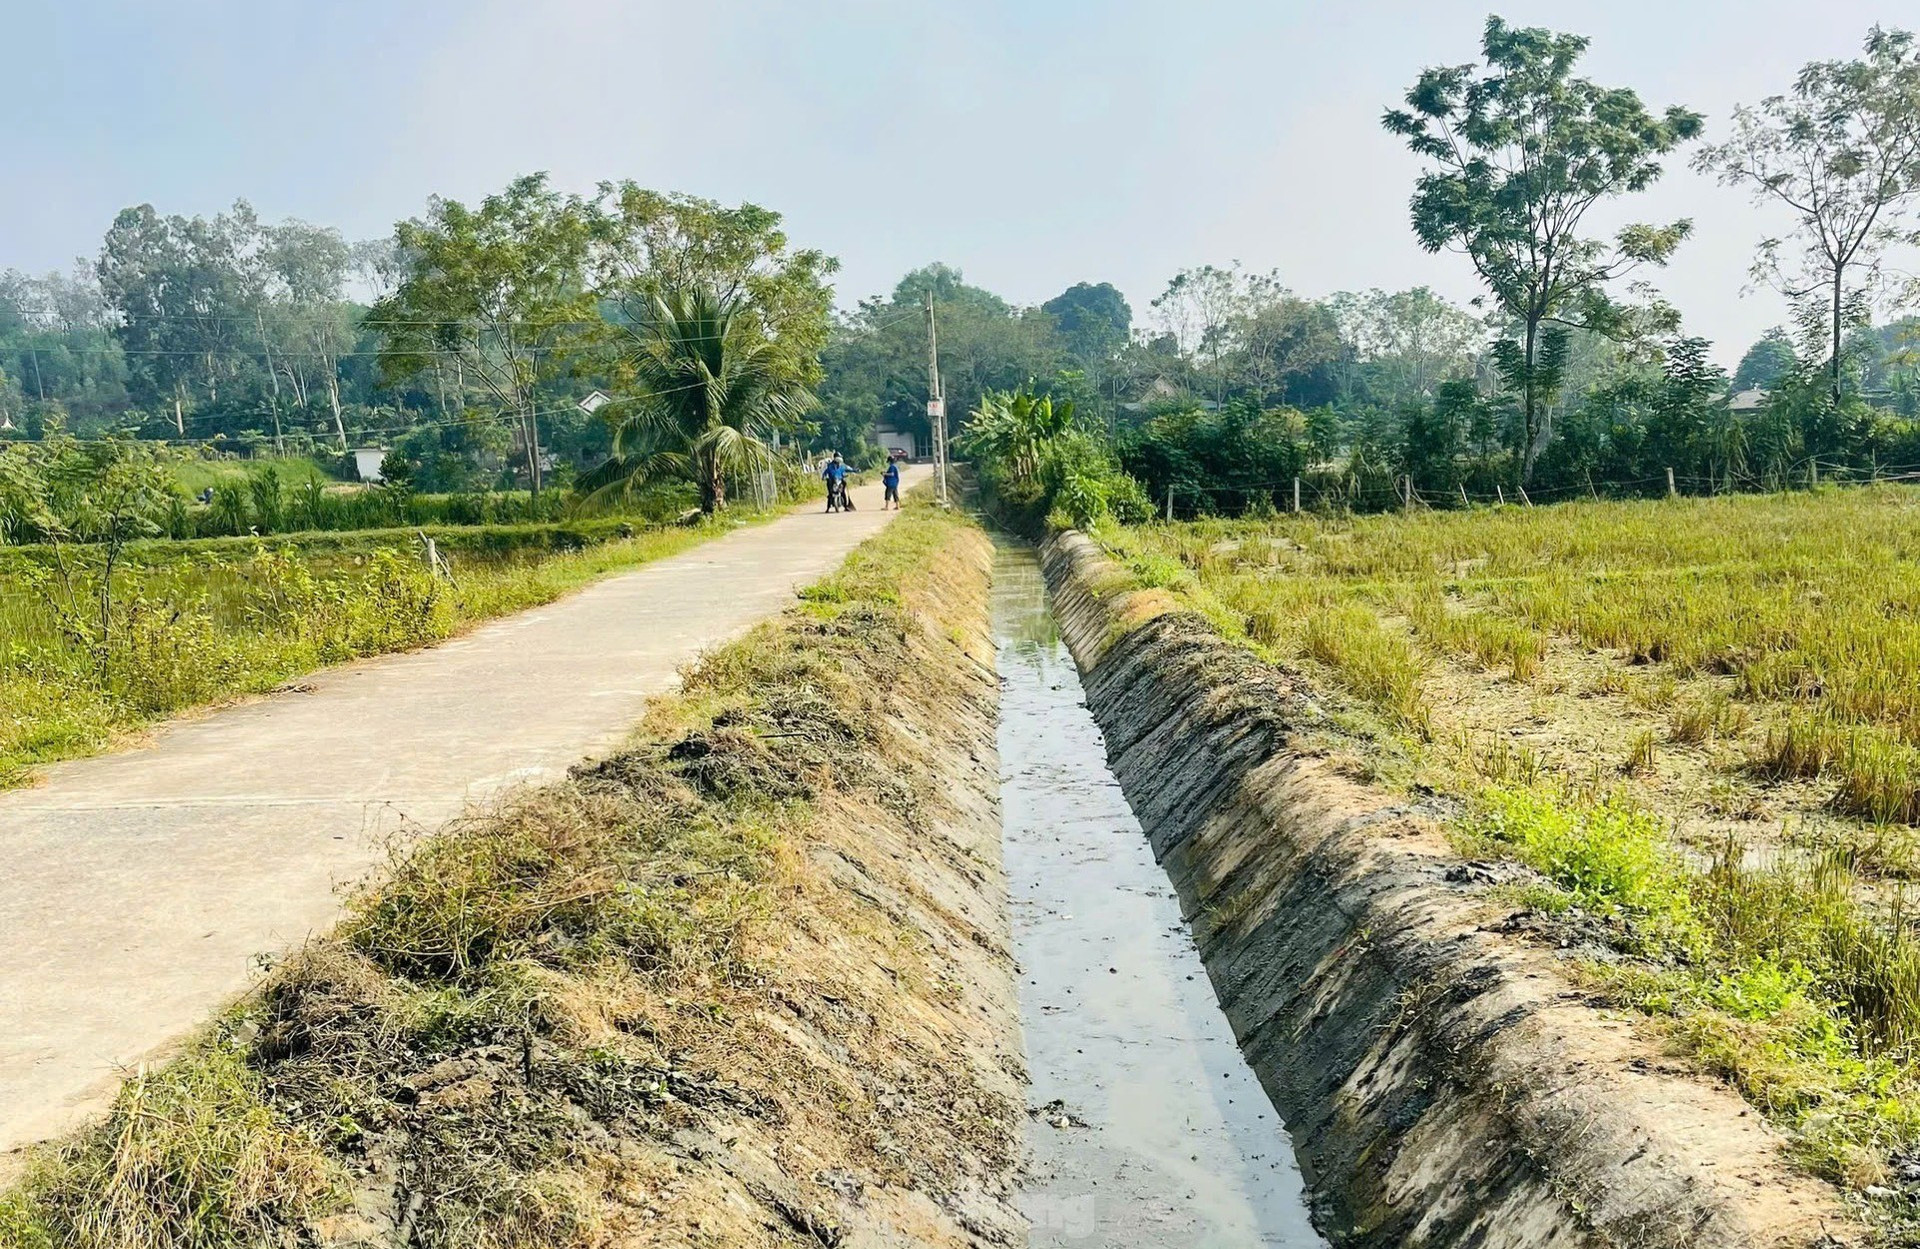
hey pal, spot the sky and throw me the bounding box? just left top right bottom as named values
left=10, top=0, right=1919, bottom=368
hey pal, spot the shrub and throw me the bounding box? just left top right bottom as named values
left=1461, top=785, right=1703, bottom=952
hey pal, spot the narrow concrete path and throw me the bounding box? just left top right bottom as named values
left=0, top=469, right=923, bottom=1160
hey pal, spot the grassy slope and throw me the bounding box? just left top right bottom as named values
left=166, top=455, right=332, bottom=496
left=1094, top=486, right=1920, bottom=1236
left=0, top=500, right=1014, bottom=1249
left=0, top=507, right=788, bottom=789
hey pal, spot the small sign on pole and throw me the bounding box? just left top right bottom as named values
left=927, top=398, right=945, bottom=419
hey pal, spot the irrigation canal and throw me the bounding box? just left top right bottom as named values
left=991, top=541, right=1325, bottom=1247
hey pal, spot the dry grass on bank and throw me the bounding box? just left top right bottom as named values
left=1095, top=486, right=1920, bottom=1233
left=0, top=501, right=1018, bottom=1249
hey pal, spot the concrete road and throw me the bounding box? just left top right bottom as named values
left=0, top=468, right=923, bottom=1161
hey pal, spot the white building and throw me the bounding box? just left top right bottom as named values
left=874, top=424, right=920, bottom=460
left=350, top=447, right=388, bottom=483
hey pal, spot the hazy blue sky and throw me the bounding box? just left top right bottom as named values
left=10, top=0, right=1918, bottom=364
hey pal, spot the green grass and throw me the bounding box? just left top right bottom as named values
left=1458, top=784, right=1704, bottom=953
left=165, top=454, right=331, bottom=497
left=0, top=508, right=789, bottom=788
left=1458, top=780, right=1920, bottom=1192
left=0, top=1051, right=339, bottom=1249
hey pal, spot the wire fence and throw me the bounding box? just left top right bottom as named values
left=1152, top=457, right=1920, bottom=521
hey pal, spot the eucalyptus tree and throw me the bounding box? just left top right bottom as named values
left=373, top=174, right=599, bottom=493
left=1383, top=16, right=1702, bottom=482
left=1328, top=287, right=1486, bottom=409
left=259, top=219, right=355, bottom=449
left=579, top=286, right=814, bottom=513
left=1696, top=27, right=1920, bottom=411
left=97, top=201, right=269, bottom=422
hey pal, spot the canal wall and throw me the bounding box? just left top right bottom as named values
left=1038, top=529, right=1849, bottom=1249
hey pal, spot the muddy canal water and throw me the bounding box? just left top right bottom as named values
left=991, top=544, right=1325, bottom=1248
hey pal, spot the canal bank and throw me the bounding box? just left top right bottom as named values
left=1036, top=527, right=1851, bottom=1249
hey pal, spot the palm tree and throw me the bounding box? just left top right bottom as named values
left=579, top=286, right=814, bottom=513
left=956, top=388, right=1074, bottom=484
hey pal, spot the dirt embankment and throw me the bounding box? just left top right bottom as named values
left=3, top=508, right=1024, bottom=1249
left=1040, top=530, right=1854, bottom=1249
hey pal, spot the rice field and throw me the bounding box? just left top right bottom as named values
left=1095, top=485, right=1920, bottom=1222
left=0, top=514, right=772, bottom=787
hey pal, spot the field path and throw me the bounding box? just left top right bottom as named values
left=0, top=468, right=923, bottom=1161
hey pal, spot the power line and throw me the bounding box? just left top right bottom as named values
left=0, top=305, right=930, bottom=334
left=63, top=370, right=814, bottom=446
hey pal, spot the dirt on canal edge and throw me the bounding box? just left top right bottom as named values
left=1040, top=528, right=1857, bottom=1249
left=1, top=504, right=1026, bottom=1249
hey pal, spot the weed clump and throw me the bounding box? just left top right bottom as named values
left=3, top=1050, right=339, bottom=1249
left=1459, top=785, right=1702, bottom=954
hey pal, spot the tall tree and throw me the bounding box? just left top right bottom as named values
left=260, top=219, right=355, bottom=449
left=1329, top=287, right=1486, bottom=408
left=97, top=201, right=269, bottom=425
left=818, top=265, right=1060, bottom=456
left=594, top=183, right=836, bottom=396
left=1042, top=282, right=1132, bottom=364
left=1696, top=27, right=1920, bottom=411
left=373, top=174, right=598, bottom=493
left=1151, top=265, right=1244, bottom=401
left=1384, top=16, right=1702, bottom=481
left=1732, top=327, right=1799, bottom=392
left=1038, top=282, right=1134, bottom=420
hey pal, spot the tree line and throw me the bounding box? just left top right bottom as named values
left=5, top=16, right=1920, bottom=519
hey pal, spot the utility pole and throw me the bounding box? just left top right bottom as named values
left=925, top=290, right=948, bottom=506
left=524, top=401, right=542, bottom=497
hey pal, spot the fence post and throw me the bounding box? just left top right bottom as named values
left=1517, top=485, right=1533, bottom=509
left=1402, top=475, right=1411, bottom=513
left=1809, top=460, right=1819, bottom=490
left=1496, top=484, right=1506, bottom=506
left=1667, top=466, right=1676, bottom=497
left=1459, top=483, right=1470, bottom=508
left=1293, top=476, right=1301, bottom=514
left=1165, top=482, right=1174, bottom=522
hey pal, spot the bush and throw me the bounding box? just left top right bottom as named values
left=961, top=387, right=1152, bottom=531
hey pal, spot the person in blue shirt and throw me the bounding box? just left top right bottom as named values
left=882, top=458, right=901, bottom=509
left=822, top=453, right=848, bottom=512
